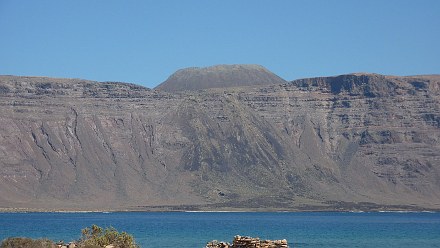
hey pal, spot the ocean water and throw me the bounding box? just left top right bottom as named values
left=1, top=211, right=439, bottom=248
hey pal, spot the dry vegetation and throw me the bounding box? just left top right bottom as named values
left=0, top=225, right=139, bottom=248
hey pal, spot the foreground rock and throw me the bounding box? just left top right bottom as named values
left=206, top=235, right=288, bottom=248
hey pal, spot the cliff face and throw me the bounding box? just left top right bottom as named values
left=0, top=73, right=439, bottom=211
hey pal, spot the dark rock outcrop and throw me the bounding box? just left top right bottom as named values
left=291, top=73, right=440, bottom=97
left=155, top=64, right=286, bottom=92
left=0, top=72, right=440, bottom=211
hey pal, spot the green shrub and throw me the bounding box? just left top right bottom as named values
left=78, top=225, right=139, bottom=248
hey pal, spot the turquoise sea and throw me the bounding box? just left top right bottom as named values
left=1, top=212, right=440, bottom=248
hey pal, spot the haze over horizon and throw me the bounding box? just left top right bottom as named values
left=1, top=0, right=439, bottom=88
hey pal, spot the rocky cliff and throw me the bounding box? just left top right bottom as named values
left=0, top=71, right=439, bottom=211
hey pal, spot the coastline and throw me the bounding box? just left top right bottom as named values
left=1, top=204, right=439, bottom=213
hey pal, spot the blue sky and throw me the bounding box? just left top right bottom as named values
left=1, top=0, right=439, bottom=88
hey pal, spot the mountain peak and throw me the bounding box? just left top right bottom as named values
left=155, top=64, right=286, bottom=92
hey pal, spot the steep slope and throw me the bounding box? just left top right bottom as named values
left=155, top=64, right=287, bottom=92
left=0, top=73, right=440, bottom=211
left=0, top=76, right=202, bottom=209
